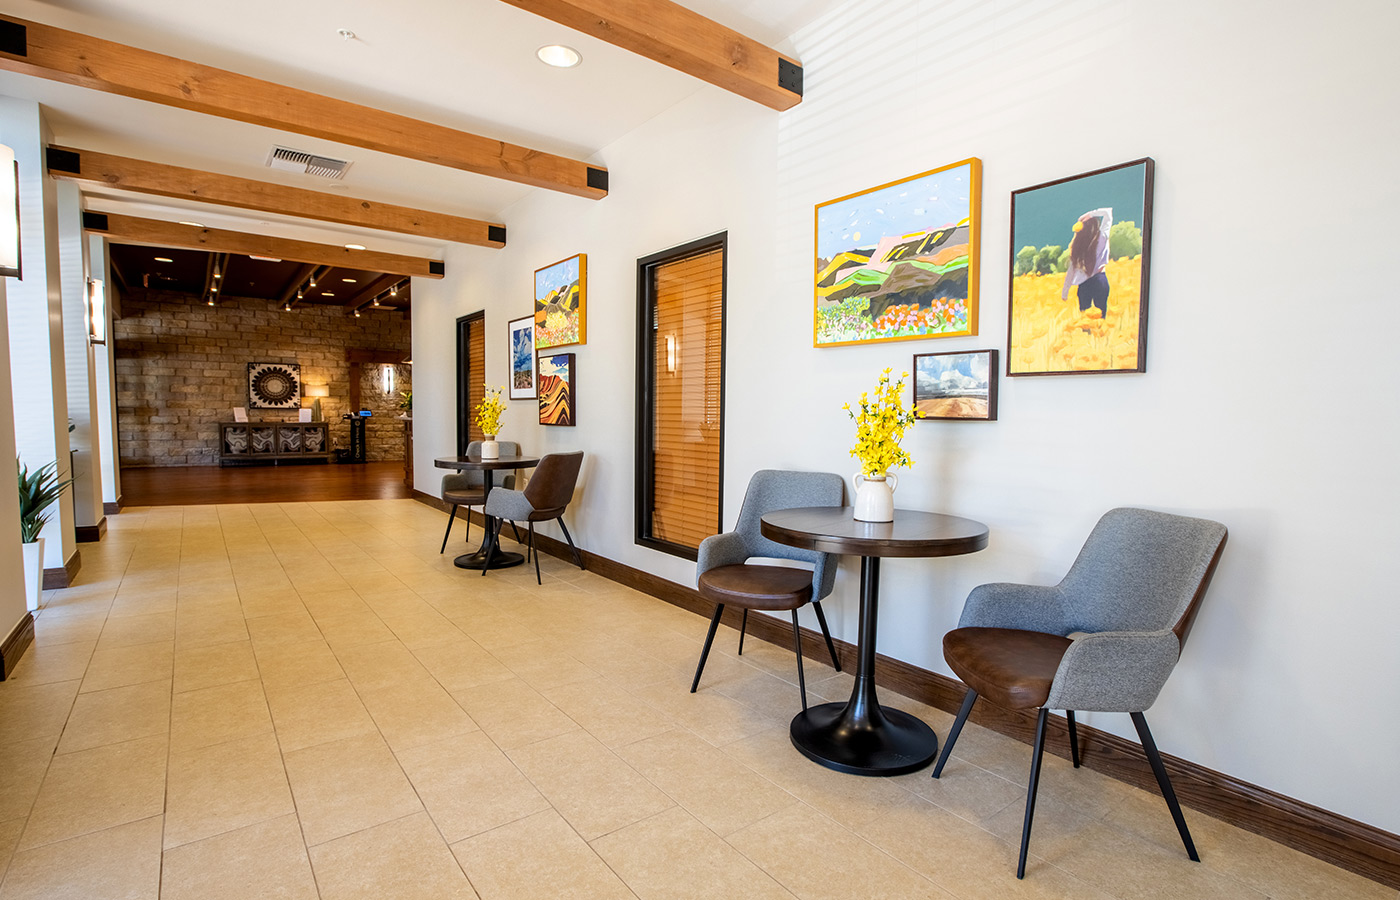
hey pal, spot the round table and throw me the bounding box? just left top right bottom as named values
left=434, top=455, right=541, bottom=570
left=761, top=507, right=989, bottom=776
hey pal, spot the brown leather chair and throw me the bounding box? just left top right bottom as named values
left=438, top=440, right=518, bottom=553
left=933, top=508, right=1228, bottom=878
left=690, top=470, right=845, bottom=710
left=481, top=451, right=584, bottom=583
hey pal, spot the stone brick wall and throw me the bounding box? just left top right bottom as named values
left=114, top=291, right=412, bottom=466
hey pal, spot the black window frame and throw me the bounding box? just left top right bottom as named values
left=634, top=232, right=728, bottom=561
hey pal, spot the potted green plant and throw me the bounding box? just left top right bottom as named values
left=17, top=458, right=72, bottom=612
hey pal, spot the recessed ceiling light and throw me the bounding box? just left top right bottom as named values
left=154, top=256, right=173, bottom=263
left=344, top=243, right=366, bottom=251
left=537, top=44, right=582, bottom=68
left=248, top=255, right=282, bottom=262
left=178, top=221, right=204, bottom=228
left=337, top=28, right=355, bottom=41
left=342, top=278, right=357, bottom=283
left=321, top=291, right=335, bottom=297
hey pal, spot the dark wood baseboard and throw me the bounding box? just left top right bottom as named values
left=42, top=547, right=82, bottom=589
left=75, top=516, right=107, bottom=543
left=103, top=497, right=123, bottom=515
left=471, top=507, right=1397, bottom=890
left=0, top=613, right=35, bottom=680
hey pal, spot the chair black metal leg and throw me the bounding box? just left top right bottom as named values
left=737, top=609, right=749, bottom=655
left=812, top=601, right=841, bottom=672
left=557, top=518, right=584, bottom=569
left=439, top=505, right=458, bottom=554
left=691, top=603, right=725, bottom=693
left=1131, top=711, right=1199, bottom=862
left=480, top=519, right=502, bottom=576
left=509, top=520, right=523, bottom=547
left=1017, top=707, right=1051, bottom=879
left=1066, top=711, right=1081, bottom=768
left=932, top=688, right=978, bottom=778
left=791, top=610, right=808, bottom=710
left=529, top=522, right=541, bottom=584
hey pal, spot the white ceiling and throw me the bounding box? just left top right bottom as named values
left=0, top=0, right=845, bottom=255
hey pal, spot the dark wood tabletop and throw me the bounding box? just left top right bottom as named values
left=434, top=454, right=541, bottom=471
left=761, top=506, right=988, bottom=558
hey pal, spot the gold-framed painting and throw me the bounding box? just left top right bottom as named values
left=534, top=254, right=586, bottom=350
left=814, top=158, right=980, bottom=347
left=1007, top=158, right=1154, bottom=375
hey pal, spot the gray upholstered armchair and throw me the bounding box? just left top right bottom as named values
left=481, top=450, right=585, bottom=584
left=932, top=507, right=1227, bottom=878
left=438, top=440, right=518, bottom=553
left=690, top=469, right=845, bottom=709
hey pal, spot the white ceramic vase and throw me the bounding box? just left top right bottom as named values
left=21, top=537, right=44, bottom=612
left=480, top=437, right=500, bottom=459
left=852, top=473, right=897, bottom=522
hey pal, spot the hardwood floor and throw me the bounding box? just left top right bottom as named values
left=119, top=460, right=415, bottom=506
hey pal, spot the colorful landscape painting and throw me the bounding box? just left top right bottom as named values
left=508, top=315, right=537, bottom=399
left=913, top=349, right=998, bottom=420
left=815, top=159, right=981, bottom=347
left=538, top=353, right=575, bottom=426
left=1008, top=159, right=1153, bottom=375
left=535, top=254, right=587, bottom=349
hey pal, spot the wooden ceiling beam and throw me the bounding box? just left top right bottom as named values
left=277, top=263, right=317, bottom=308
left=0, top=14, right=608, bottom=199
left=497, top=0, right=803, bottom=111
left=49, top=146, right=505, bottom=247
left=81, top=212, right=445, bottom=279
left=345, top=273, right=403, bottom=312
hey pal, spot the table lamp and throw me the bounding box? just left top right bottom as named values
left=305, top=383, right=331, bottom=422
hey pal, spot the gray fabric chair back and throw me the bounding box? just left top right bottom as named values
left=523, top=451, right=584, bottom=516
left=441, top=441, right=520, bottom=492
left=734, top=469, right=845, bottom=566
left=1058, top=507, right=1227, bottom=640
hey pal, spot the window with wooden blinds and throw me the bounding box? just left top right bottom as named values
left=456, top=311, right=486, bottom=454
left=636, top=234, right=727, bottom=559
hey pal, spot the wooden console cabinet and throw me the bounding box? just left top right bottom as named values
left=219, top=422, right=333, bottom=466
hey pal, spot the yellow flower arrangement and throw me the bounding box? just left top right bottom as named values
left=475, top=385, right=506, bottom=436
left=843, top=368, right=916, bottom=477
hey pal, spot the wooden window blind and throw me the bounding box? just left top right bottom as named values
left=636, top=234, right=726, bottom=558
left=456, top=311, right=486, bottom=454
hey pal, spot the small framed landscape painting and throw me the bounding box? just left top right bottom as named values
left=507, top=315, right=537, bottom=399
left=814, top=158, right=981, bottom=347
left=538, top=353, right=576, bottom=426
left=913, top=349, right=998, bottom=421
left=1008, top=158, right=1154, bottom=376
left=535, top=254, right=587, bottom=349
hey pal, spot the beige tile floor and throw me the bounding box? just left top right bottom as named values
left=0, top=500, right=1392, bottom=900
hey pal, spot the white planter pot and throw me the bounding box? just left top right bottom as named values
left=480, top=437, right=500, bottom=459
left=852, top=473, right=897, bottom=523
left=21, top=537, right=44, bottom=612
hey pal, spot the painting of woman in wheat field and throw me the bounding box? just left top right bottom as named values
left=1008, top=159, right=1153, bottom=375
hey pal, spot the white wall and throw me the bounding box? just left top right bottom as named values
left=0, top=279, right=30, bottom=641
left=58, top=180, right=104, bottom=529
left=90, top=234, right=120, bottom=508
left=415, top=0, right=1400, bottom=833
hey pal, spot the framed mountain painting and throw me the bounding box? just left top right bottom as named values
left=535, top=254, right=586, bottom=349
left=815, top=159, right=981, bottom=347
left=538, top=353, right=576, bottom=426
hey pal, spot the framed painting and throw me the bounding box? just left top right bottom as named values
left=247, top=362, right=300, bottom=409
left=535, top=254, right=587, bottom=349
left=508, top=314, right=538, bottom=399
left=538, top=353, right=576, bottom=426
left=815, top=158, right=981, bottom=347
left=1008, top=158, right=1154, bottom=376
left=913, top=349, right=998, bottom=421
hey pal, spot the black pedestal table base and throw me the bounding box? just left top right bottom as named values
left=790, top=700, right=938, bottom=775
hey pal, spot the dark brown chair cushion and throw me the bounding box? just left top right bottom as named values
left=443, top=487, right=486, bottom=505
left=698, top=564, right=813, bottom=611
left=942, top=627, right=1073, bottom=711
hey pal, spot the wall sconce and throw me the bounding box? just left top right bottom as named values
left=87, top=279, right=106, bottom=344
left=305, top=383, right=331, bottom=422
left=0, top=144, right=20, bottom=278
left=665, top=334, right=677, bottom=373
left=381, top=364, right=395, bottom=395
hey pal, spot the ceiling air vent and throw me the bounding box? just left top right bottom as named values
left=265, top=145, right=352, bottom=180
